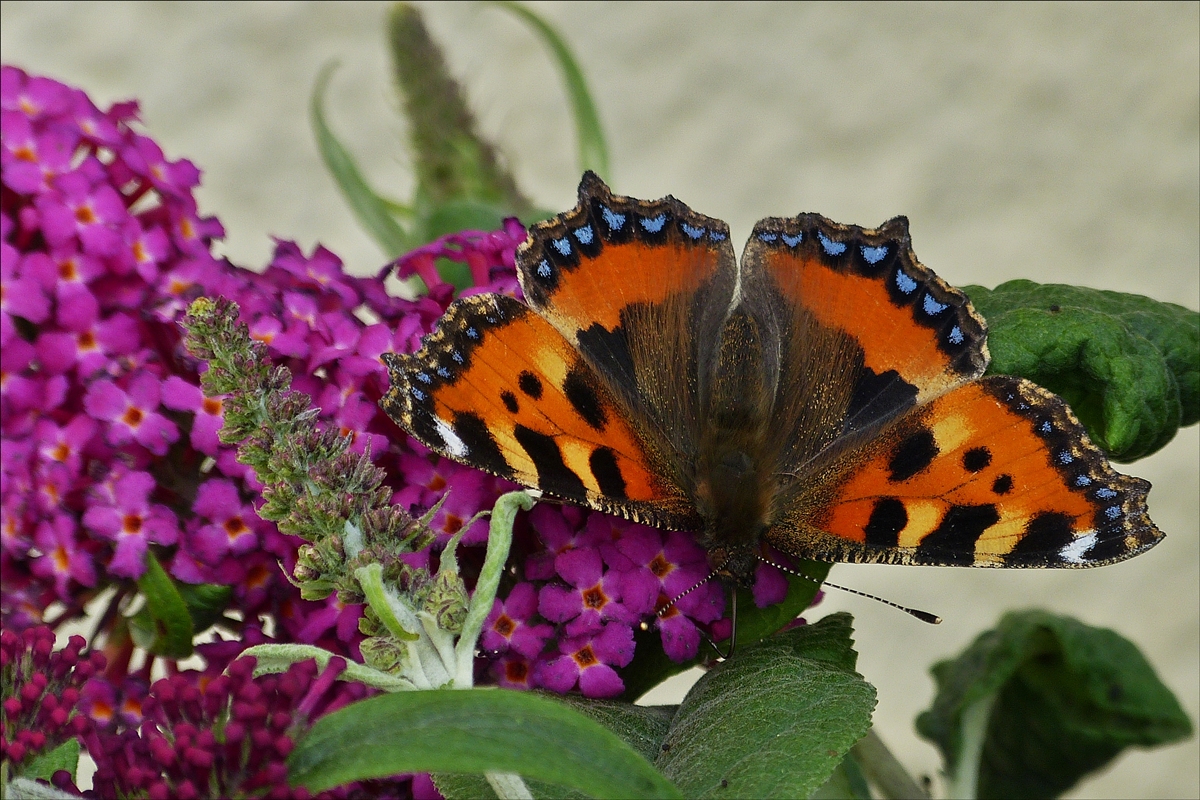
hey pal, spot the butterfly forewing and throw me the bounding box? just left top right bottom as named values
left=515, top=172, right=739, bottom=493
left=380, top=293, right=699, bottom=529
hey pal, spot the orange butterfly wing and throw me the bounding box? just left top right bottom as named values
left=380, top=293, right=699, bottom=529
left=516, top=173, right=738, bottom=491
left=768, top=376, right=1162, bottom=566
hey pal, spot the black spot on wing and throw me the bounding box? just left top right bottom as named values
left=864, top=497, right=907, bottom=548
left=563, top=364, right=608, bottom=431
left=992, top=474, right=1013, bottom=495
left=513, top=424, right=587, bottom=500
left=888, top=428, right=939, bottom=482
left=518, top=371, right=544, bottom=400
left=962, top=447, right=992, bottom=473
left=914, top=504, right=999, bottom=565
left=588, top=447, right=627, bottom=499
left=500, top=391, right=519, bottom=414
left=453, top=412, right=512, bottom=479
left=1004, top=512, right=1076, bottom=565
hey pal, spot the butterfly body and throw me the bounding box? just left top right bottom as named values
left=382, top=173, right=1162, bottom=586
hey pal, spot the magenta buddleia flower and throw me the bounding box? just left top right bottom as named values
left=482, top=582, right=554, bottom=659
left=81, top=468, right=178, bottom=577
left=84, top=656, right=399, bottom=800
left=390, top=217, right=526, bottom=297
left=83, top=372, right=180, bottom=456
left=0, top=626, right=104, bottom=771
left=533, top=623, right=636, bottom=698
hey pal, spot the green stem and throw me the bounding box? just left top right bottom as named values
left=355, top=564, right=420, bottom=642
left=947, top=691, right=998, bottom=800
left=453, top=491, right=535, bottom=687
left=851, top=728, right=930, bottom=800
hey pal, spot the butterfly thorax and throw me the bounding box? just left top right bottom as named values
left=693, top=309, right=780, bottom=585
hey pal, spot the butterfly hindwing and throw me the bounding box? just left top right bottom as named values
left=380, top=293, right=699, bottom=529
left=767, top=375, right=1162, bottom=567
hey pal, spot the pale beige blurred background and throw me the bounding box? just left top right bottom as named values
left=2, top=2, right=1196, bottom=797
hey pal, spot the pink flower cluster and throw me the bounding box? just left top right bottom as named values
left=83, top=656, right=376, bottom=800
left=0, top=66, right=409, bottom=656
left=3, top=63, right=811, bottom=749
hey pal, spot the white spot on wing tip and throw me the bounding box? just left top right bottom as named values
left=1059, top=530, right=1099, bottom=564
left=434, top=416, right=468, bottom=458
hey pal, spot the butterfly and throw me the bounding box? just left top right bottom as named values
left=381, top=172, right=1162, bottom=587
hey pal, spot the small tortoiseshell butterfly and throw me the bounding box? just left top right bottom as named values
left=381, top=172, right=1162, bottom=586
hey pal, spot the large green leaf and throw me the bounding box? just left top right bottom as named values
left=964, top=280, right=1199, bottom=461
left=129, top=550, right=194, bottom=659
left=20, top=739, right=79, bottom=784
left=433, top=698, right=673, bottom=799
left=656, top=612, right=876, bottom=798
left=618, top=563, right=829, bottom=702
left=916, top=609, right=1193, bottom=799
left=289, top=689, right=681, bottom=799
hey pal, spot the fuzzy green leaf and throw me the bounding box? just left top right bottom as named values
left=289, top=689, right=681, bottom=799
left=311, top=63, right=412, bottom=258
left=810, top=750, right=873, bottom=800
left=21, top=739, right=79, bottom=784
left=916, top=609, right=1193, bottom=799
left=656, top=613, right=876, bottom=798
left=488, top=1, right=610, bottom=179
left=175, top=581, right=232, bottom=633
left=618, top=562, right=829, bottom=702
left=964, top=280, right=1199, bottom=461
left=130, top=550, right=194, bottom=659
left=433, top=699, right=673, bottom=799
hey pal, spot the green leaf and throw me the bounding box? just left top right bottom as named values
left=916, top=609, right=1193, bottom=799
left=240, top=643, right=415, bottom=692
left=289, top=689, right=682, bottom=799
left=388, top=3, right=532, bottom=216
left=21, top=739, right=79, bottom=783
left=130, top=550, right=194, bottom=659
left=618, top=562, right=829, bottom=702
left=175, top=581, right=232, bottom=633
left=656, top=613, right=876, bottom=798
left=963, top=280, right=1199, bottom=461
left=811, top=750, right=873, bottom=799
left=488, top=1, right=610, bottom=179
left=311, top=62, right=412, bottom=257
left=433, top=698, right=673, bottom=800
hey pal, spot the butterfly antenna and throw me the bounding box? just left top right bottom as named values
left=655, top=573, right=714, bottom=617
left=655, top=563, right=736, bottom=659
left=757, top=556, right=942, bottom=624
